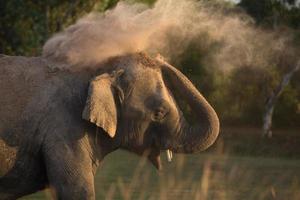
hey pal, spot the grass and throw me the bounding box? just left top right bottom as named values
left=22, top=128, right=300, bottom=200
left=95, top=152, right=300, bottom=200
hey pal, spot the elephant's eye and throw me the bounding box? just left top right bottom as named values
left=152, top=106, right=168, bottom=122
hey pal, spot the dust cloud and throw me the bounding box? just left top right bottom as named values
left=42, top=0, right=298, bottom=71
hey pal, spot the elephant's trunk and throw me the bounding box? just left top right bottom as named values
left=158, top=58, right=219, bottom=153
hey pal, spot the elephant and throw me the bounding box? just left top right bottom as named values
left=0, top=52, right=219, bottom=199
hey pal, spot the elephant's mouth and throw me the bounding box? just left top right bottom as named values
left=147, top=149, right=174, bottom=170
left=146, top=138, right=174, bottom=170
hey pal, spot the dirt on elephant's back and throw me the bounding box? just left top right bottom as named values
left=0, top=140, right=17, bottom=177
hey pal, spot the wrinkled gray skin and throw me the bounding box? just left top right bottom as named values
left=0, top=53, right=219, bottom=199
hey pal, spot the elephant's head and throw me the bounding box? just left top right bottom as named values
left=82, top=53, right=219, bottom=169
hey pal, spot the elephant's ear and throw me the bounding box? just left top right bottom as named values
left=82, top=70, right=123, bottom=138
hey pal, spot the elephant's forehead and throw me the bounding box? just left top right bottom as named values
left=128, top=66, right=163, bottom=93
left=125, top=65, right=174, bottom=106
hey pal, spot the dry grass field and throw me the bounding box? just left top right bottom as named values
left=22, top=128, right=300, bottom=200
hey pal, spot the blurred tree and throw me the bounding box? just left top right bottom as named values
left=169, top=0, right=300, bottom=132
left=97, top=0, right=119, bottom=11
left=239, top=0, right=300, bottom=29
left=238, top=0, right=300, bottom=135
left=263, top=62, right=300, bottom=137
left=0, top=0, right=158, bottom=56
left=222, top=67, right=270, bottom=126
left=0, top=0, right=100, bottom=56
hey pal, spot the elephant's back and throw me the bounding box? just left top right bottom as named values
left=0, top=56, right=49, bottom=132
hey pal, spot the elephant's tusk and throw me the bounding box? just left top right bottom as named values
left=166, top=149, right=173, bottom=162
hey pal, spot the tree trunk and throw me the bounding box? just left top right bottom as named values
left=262, top=62, right=300, bottom=137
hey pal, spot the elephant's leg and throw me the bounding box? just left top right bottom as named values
left=46, top=167, right=96, bottom=200
left=0, top=159, right=47, bottom=200
left=0, top=191, right=15, bottom=200
left=44, top=144, right=96, bottom=200
left=0, top=187, right=29, bottom=200
left=0, top=181, right=42, bottom=200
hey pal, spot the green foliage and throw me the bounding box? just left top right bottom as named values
left=239, top=0, right=300, bottom=29
left=0, top=0, right=158, bottom=56
left=0, top=0, right=98, bottom=56
left=273, top=77, right=300, bottom=127
left=287, top=7, right=300, bottom=28
left=96, top=0, right=156, bottom=11
left=128, top=0, right=156, bottom=5
left=97, top=0, right=120, bottom=11
left=174, top=4, right=300, bottom=127
left=173, top=33, right=225, bottom=124
left=222, top=67, right=266, bottom=125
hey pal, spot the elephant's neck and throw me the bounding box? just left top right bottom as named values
left=88, top=128, right=119, bottom=168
